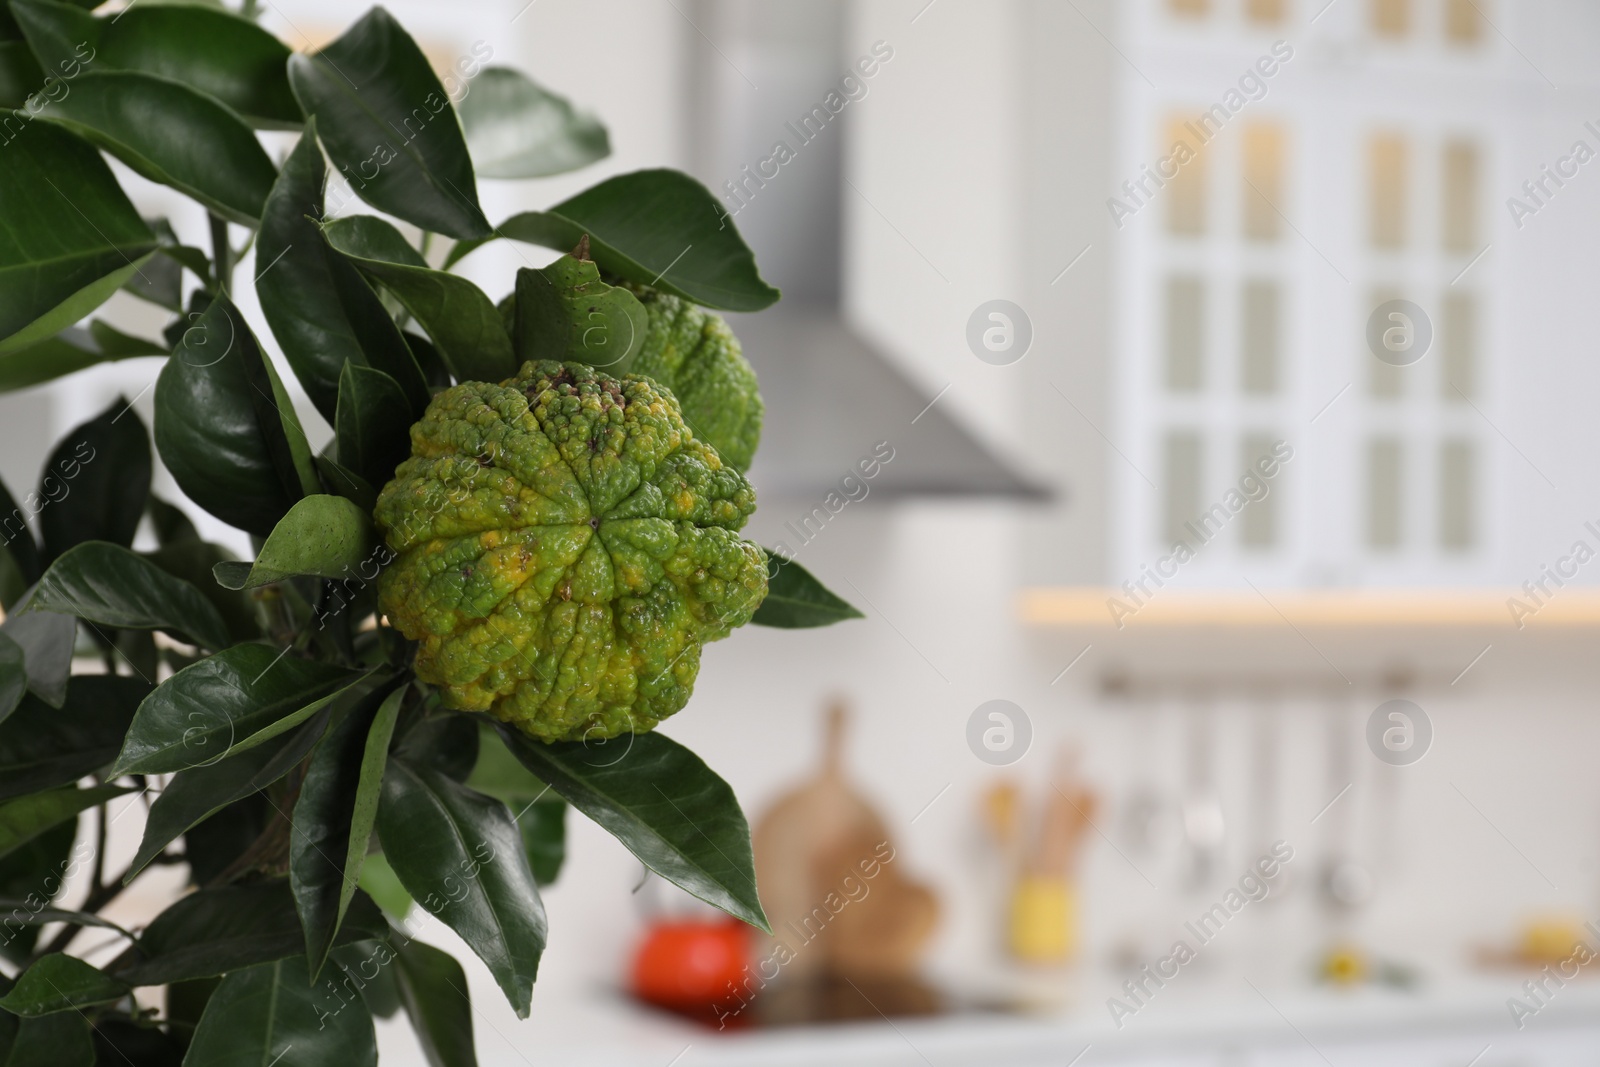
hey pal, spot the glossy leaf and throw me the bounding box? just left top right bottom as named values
left=0, top=610, right=72, bottom=707
left=36, top=397, right=150, bottom=566
left=213, top=494, right=378, bottom=592
left=11, top=0, right=299, bottom=127
left=466, top=731, right=565, bottom=886
left=335, top=364, right=414, bottom=491
left=110, top=881, right=388, bottom=987
left=0, top=954, right=129, bottom=1016
left=0, top=635, right=22, bottom=726
left=257, top=120, right=429, bottom=424
left=287, top=8, right=489, bottom=239
left=459, top=66, right=608, bottom=179
left=752, top=555, right=863, bottom=628
left=126, top=711, right=331, bottom=879
left=448, top=169, right=780, bottom=311
left=110, top=643, right=356, bottom=776
left=324, top=217, right=516, bottom=383
left=0, top=675, right=150, bottom=801
left=512, top=255, right=646, bottom=372
left=0, top=785, right=127, bottom=861
left=500, top=728, right=768, bottom=930
left=377, top=757, right=545, bottom=1017
left=0, top=322, right=164, bottom=393
left=141, top=541, right=260, bottom=646
left=0, top=1011, right=94, bottom=1066
left=25, top=541, right=229, bottom=650
left=22, top=70, right=277, bottom=226
left=155, top=296, right=319, bottom=536
left=182, top=956, right=377, bottom=1066
left=393, top=937, right=475, bottom=1067
left=292, top=685, right=402, bottom=976
left=0, top=122, right=158, bottom=353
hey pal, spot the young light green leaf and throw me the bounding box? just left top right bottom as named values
left=11, top=0, right=300, bottom=127
left=511, top=254, right=646, bottom=372
left=125, top=711, right=330, bottom=879
left=323, top=217, right=516, bottom=383
left=257, top=121, right=430, bottom=424
left=0, top=123, right=158, bottom=354
left=0, top=675, right=150, bottom=801
left=36, top=397, right=150, bottom=566
left=155, top=296, right=317, bottom=537
left=288, top=7, right=489, bottom=239
left=182, top=956, right=377, bottom=1066
left=0, top=785, right=128, bottom=861
left=459, top=66, right=609, bottom=179
left=292, top=684, right=403, bottom=976
left=498, top=728, right=768, bottom=931
left=447, top=169, right=780, bottom=312
left=109, top=643, right=357, bottom=777
left=0, top=954, right=130, bottom=1016
left=751, top=554, right=863, bottom=628
left=377, top=757, right=544, bottom=1017
left=393, top=937, right=476, bottom=1067
left=23, top=70, right=277, bottom=226
left=335, top=363, right=414, bottom=491
left=25, top=541, right=228, bottom=650
left=213, top=494, right=379, bottom=592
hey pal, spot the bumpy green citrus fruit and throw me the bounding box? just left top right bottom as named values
left=374, top=361, right=768, bottom=742
left=626, top=285, right=763, bottom=472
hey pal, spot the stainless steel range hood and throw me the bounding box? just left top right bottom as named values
left=685, top=0, right=1052, bottom=502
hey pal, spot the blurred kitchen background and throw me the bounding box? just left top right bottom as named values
left=10, top=0, right=1600, bottom=1062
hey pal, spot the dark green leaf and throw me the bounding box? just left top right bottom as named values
left=21, top=70, right=277, bottom=226
left=11, top=0, right=299, bottom=127
left=0, top=954, right=129, bottom=1016
left=0, top=675, right=150, bottom=801
left=395, top=711, right=478, bottom=783
left=329, top=940, right=402, bottom=1021
left=213, top=494, right=378, bottom=592
left=0, top=636, right=22, bottom=726
left=0, top=477, right=40, bottom=594
left=315, top=454, right=378, bottom=516
left=0, top=902, right=131, bottom=938
left=141, top=541, right=259, bottom=646
left=323, top=217, right=515, bottom=383
left=257, top=121, right=429, bottom=424
left=500, top=728, right=768, bottom=930
left=392, top=937, right=475, bottom=1067
left=0, top=821, right=76, bottom=965
left=0, top=1011, right=93, bottom=1066
left=334, top=364, right=414, bottom=496
left=0, top=41, right=45, bottom=110
left=752, top=555, right=863, bottom=628
left=287, top=8, right=489, bottom=239
left=511, top=255, right=646, bottom=372
left=110, top=881, right=388, bottom=987
left=37, top=397, right=150, bottom=566
left=0, top=610, right=73, bottom=707
left=110, top=643, right=357, bottom=776
left=518, top=798, right=566, bottom=887
left=126, top=711, right=331, bottom=879
left=377, top=758, right=544, bottom=1016
left=90, top=1019, right=185, bottom=1067
left=155, top=296, right=319, bottom=536
left=0, top=785, right=127, bottom=862
left=448, top=169, right=779, bottom=311
left=25, top=541, right=229, bottom=650
left=0, top=322, right=164, bottom=394
left=356, top=852, right=411, bottom=921
left=466, top=728, right=564, bottom=886
left=147, top=495, right=199, bottom=547
left=292, top=685, right=403, bottom=976
left=0, top=122, right=158, bottom=352
left=459, top=66, right=608, bottom=179
left=182, top=956, right=377, bottom=1066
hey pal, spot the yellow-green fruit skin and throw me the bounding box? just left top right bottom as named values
left=626, top=285, right=763, bottom=472
left=374, top=361, right=768, bottom=743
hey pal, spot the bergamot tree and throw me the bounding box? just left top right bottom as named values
left=0, top=5, right=862, bottom=1063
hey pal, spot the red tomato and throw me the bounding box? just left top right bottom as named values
left=630, top=918, right=752, bottom=1017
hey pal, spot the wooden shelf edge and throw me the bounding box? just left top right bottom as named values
left=1017, top=588, right=1600, bottom=628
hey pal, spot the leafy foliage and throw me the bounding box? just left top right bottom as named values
left=0, top=4, right=860, bottom=1064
